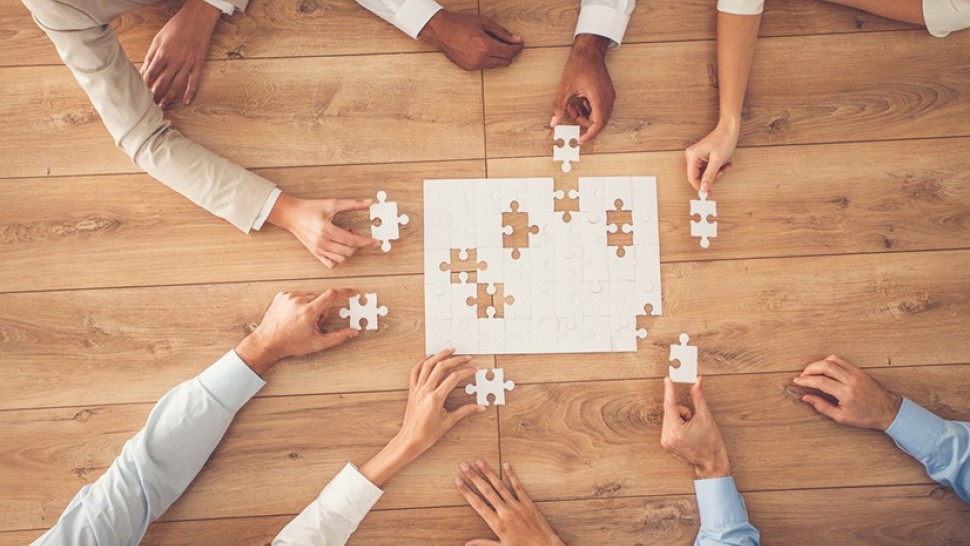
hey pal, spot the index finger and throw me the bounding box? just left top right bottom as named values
left=310, top=287, right=358, bottom=313
left=685, top=151, right=703, bottom=190
left=662, top=377, right=682, bottom=428
left=334, top=198, right=373, bottom=213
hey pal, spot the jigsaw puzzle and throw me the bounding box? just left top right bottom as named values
left=690, top=191, right=717, bottom=249
left=339, top=292, right=388, bottom=331
left=553, top=125, right=580, bottom=172
left=370, top=191, right=410, bottom=252
left=465, top=368, right=515, bottom=406
left=668, top=333, right=698, bottom=383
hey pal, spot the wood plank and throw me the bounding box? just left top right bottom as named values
left=0, top=274, right=498, bottom=410
left=0, top=52, right=483, bottom=179
left=496, top=249, right=970, bottom=384
left=488, top=138, right=970, bottom=262
left=5, top=483, right=966, bottom=544
left=483, top=31, right=970, bottom=159
left=0, top=389, right=499, bottom=532
left=499, top=365, right=970, bottom=503
left=482, top=0, right=919, bottom=48
left=0, top=0, right=477, bottom=67
left=0, top=160, right=485, bottom=292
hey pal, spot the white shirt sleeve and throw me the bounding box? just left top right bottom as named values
left=273, top=463, right=384, bottom=546
left=31, top=351, right=266, bottom=546
left=253, top=187, right=283, bottom=231
left=356, top=0, right=444, bottom=39
left=201, top=0, right=237, bottom=16
left=717, top=0, right=764, bottom=15
left=575, top=0, right=637, bottom=47
left=924, top=0, right=970, bottom=37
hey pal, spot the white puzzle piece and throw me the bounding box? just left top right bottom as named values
left=553, top=125, right=580, bottom=172
left=340, top=292, right=388, bottom=330
left=371, top=191, right=410, bottom=252
left=465, top=368, right=515, bottom=406
left=690, top=191, right=717, bottom=249
left=668, top=333, right=698, bottom=383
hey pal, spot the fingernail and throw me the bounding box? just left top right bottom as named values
left=454, top=477, right=464, bottom=486
left=549, top=116, right=557, bottom=128
left=475, top=459, right=485, bottom=468
left=460, top=462, right=470, bottom=472
left=503, top=462, right=511, bottom=470
left=477, top=405, right=487, bottom=412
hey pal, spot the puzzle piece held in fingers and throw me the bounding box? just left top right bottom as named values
left=668, top=333, right=698, bottom=383
left=553, top=125, right=580, bottom=173
left=371, top=191, right=410, bottom=252
left=690, top=191, right=717, bottom=249
left=339, top=292, right=388, bottom=331
left=464, top=368, right=515, bottom=406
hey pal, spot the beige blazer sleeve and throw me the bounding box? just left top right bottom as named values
left=24, top=0, right=277, bottom=233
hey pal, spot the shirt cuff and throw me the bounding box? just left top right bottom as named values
left=575, top=4, right=632, bottom=47
left=392, top=0, right=444, bottom=40
left=201, top=0, right=236, bottom=16
left=717, top=0, right=764, bottom=15
left=694, top=476, right=750, bottom=526
left=197, top=350, right=267, bottom=413
left=886, top=397, right=947, bottom=461
left=317, top=463, right=385, bottom=524
left=252, top=187, right=282, bottom=231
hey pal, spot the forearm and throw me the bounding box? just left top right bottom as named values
left=693, top=477, right=760, bottom=546
left=715, top=12, right=762, bottom=130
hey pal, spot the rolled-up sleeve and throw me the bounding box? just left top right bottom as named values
left=717, top=0, right=764, bottom=15
left=356, top=0, right=444, bottom=39
left=694, top=477, right=761, bottom=545
left=575, top=0, right=636, bottom=47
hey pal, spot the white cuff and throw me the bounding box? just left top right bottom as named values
left=717, top=0, right=764, bottom=16
left=197, top=350, right=266, bottom=413
left=393, top=0, right=444, bottom=39
left=923, top=0, right=970, bottom=37
left=202, top=0, right=236, bottom=16
left=318, top=463, right=384, bottom=524
left=252, top=187, right=282, bottom=231
left=575, top=4, right=632, bottom=47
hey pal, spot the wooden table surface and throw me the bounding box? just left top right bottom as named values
left=1, top=0, right=968, bottom=544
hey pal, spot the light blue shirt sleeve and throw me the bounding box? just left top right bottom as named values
left=31, top=351, right=266, bottom=546
left=694, top=477, right=760, bottom=546
left=885, top=397, right=970, bottom=502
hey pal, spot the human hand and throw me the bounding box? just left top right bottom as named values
left=793, top=355, right=903, bottom=431
left=141, top=0, right=220, bottom=110
left=550, top=34, right=614, bottom=145
left=267, top=193, right=380, bottom=269
left=684, top=121, right=739, bottom=193
left=419, top=10, right=523, bottom=70
left=360, top=349, right=485, bottom=487
left=457, top=460, right=565, bottom=546
left=660, top=377, right=731, bottom=479
left=234, top=288, right=360, bottom=375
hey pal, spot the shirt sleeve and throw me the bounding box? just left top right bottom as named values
left=924, top=0, right=970, bottom=37
left=716, top=0, right=764, bottom=16
left=272, top=463, right=384, bottom=546
left=30, top=351, right=266, bottom=546
left=885, top=397, right=970, bottom=502
left=575, top=0, right=636, bottom=47
left=693, top=477, right=761, bottom=546
left=253, top=187, right=283, bottom=231
left=355, top=0, right=444, bottom=39
left=24, top=2, right=278, bottom=233
left=201, top=0, right=238, bottom=16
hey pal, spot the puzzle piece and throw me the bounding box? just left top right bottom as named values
left=440, top=249, right=487, bottom=284
left=502, top=201, right=540, bottom=259
left=553, top=125, right=580, bottom=172
left=668, top=333, right=698, bottom=383
left=370, top=191, right=410, bottom=252
left=690, top=191, right=717, bottom=249
left=465, top=368, right=515, bottom=406
left=553, top=176, right=580, bottom=222
left=339, top=293, right=388, bottom=331
left=606, top=199, right=634, bottom=257
left=465, top=283, right=515, bottom=318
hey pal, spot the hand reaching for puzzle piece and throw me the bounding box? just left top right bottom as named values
left=267, top=193, right=380, bottom=269
left=660, top=376, right=732, bottom=480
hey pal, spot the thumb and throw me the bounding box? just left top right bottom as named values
left=689, top=376, right=713, bottom=418
left=466, top=540, right=501, bottom=546
left=451, top=402, right=487, bottom=425
left=482, top=18, right=520, bottom=44
left=662, top=377, right=682, bottom=428
left=314, top=328, right=359, bottom=352
left=700, top=156, right=724, bottom=193
left=334, top=198, right=373, bottom=214
left=802, top=394, right=840, bottom=422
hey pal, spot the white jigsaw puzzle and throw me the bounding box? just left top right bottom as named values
left=668, top=333, right=698, bottom=383
left=552, top=125, right=580, bottom=173
left=689, top=191, right=717, bottom=249
left=339, top=292, right=388, bottom=331
left=464, top=368, right=515, bottom=406
left=371, top=190, right=410, bottom=252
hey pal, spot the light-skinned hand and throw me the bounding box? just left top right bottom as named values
left=457, top=459, right=565, bottom=546
left=360, top=349, right=485, bottom=487
left=141, top=0, right=220, bottom=109
left=793, top=355, right=903, bottom=431
left=660, top=376, right=732, bottom=479
left=550, top=34, right=615, bottom=145
left=267, top=193, right=380, bottom=269
left=419, top=10, right=523, bottom=70
left=684, top=121, right=739, bottom=194
left=235, top=288, right=360, bottom=374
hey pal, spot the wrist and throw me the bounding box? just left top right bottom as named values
left=182, top=0, right=222, bottom=27
left=266, top=192, right=299, bottom=233
left=880, top=392, right=904, bottom=431
left=234, top=333, right=279, bottom=376
left=694, top=451, right=731, bottom=480
left=418, top=9, right=446, bottom=47
left=716, top=115, right=742, bottom=135
left=360, top=434, right=420, bottom=488
left=572, top=34, right=610, bottom=60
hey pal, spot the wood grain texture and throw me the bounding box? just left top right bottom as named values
left=483, top=31, right=970, bottom=159
left=497, top=249, right=970, bottom=384
left=481, top=0, right=919, bottom=48
left=0, top=52, right=483, bottom=178
left=0, top=160, right=484, bottom=292
left=1, top=0, right=477, bottom=67
left=0, top=275, right=498, bottom=410
left=499, top=366, right=970, bottom=503
left=488, top=138, right=970, bottom=262
left=0, top=389, right=498, bottom=532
